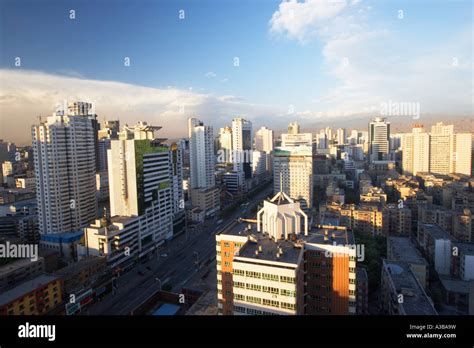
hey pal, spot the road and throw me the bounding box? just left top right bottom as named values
left=86, top=184, right=273, bottom=315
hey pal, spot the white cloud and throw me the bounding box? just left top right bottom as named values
left=205, top=71, right=217, bottom=78
left=269, top=1, right=473, bottom=120
left=269, top=0, right=350, bottom=43
left=0, top=69, right=286, bottom=144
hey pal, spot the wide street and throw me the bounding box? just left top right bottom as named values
left=86, top=185, right=273, bottom=315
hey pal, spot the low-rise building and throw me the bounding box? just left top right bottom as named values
left=387, top=237, right=428, bottom=288
left=0, top=274, right=63, bottom=315
left=381, top=260, right=437, bottom=315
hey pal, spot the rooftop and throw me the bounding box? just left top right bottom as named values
left=220, top=219, right=354, bottom=265
left=439, top=275, right=470, bottom=294
left=0, top=274, right=59, bottom=307
left=420, top=224, right=453, bottom=241
left=388, top=237, right=427, bottom=265
left=455, top=242, right=474, bottom=256
left=0, top=256, right=43, bottom=277
left=55, top=256, right=105, bottom=277
left=383, top=260, right=437, bottom=315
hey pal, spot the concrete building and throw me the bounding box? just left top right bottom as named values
left=216, top=191, right=356, bottom=316
left=386, top=204, right=412, bottom=236
left=254, top=126, right=274, bottom=153
left=417, top=223, right=452, bottom=276
left=232, top=117, right=253, bottom=180
left=0, top=257, right=46, bottom=291
left=189, top=118, right=220, bottom=216
left=273, top=146, right=313, bottom=209
left=218, top=127, right=233, bottom=154
left=0, top=274, right=63, bottom=315
left=281, top=133, right=313, bottom=148
left=369, top=117, right=390, bottom=163
left=402, top=125, right=430, bottom=176
left=0, top=199, right=39, bottom=243
left=387, top=237, right=428, bottom=288
left=336, top=128, right=346, bottom=145
left=32, top=102, right=98, bottom=235
left=107, top=122, right=174, bottom=253
left=287, top=122, right=300, bottom=135
left=381, top=260, right=437, bottom=315
left=335, top=204, right=388, bottom=236
left=403, top=123, right=472, bottom=176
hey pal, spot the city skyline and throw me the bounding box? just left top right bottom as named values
left=1, top=0, right=473, bottom=144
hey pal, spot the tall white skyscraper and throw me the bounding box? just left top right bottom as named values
left=336, top=128, right=346, bottom=145
left=32, top=102, right=98, bottom=234
left=254, top=126, right=274, bottom=153
left=188, top=118, right=220, bottom=217
left=232, top=117, right=253, bottom=180
left=369, top=117, right=390, bottom=162
left=401, top=122, right=471, bottom=176
left=402, top=125, right=430, bottom=176
left=188, top=118, right=215, bottom=189
left=108, top=122, right=174, bottom=247
left=273, top=146, right=313, bottom=209
left=218, top=127, right=233, bottom=153
left=255, top=126, right=274, bottom=174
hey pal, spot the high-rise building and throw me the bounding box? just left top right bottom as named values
left=2, top=161, right=13, bottom=184
left=105, top=122, right=174, bottom=256
left=369, top=117, right=390, bottom=163
left=401, top=123, right=471, bottom=176
left=189, top=118, right=215, bottom=189
left=188, top=118, right=220, bottom=217
left=273, top=146, right=313, bottom=209
left=254, top=126, right=274, bottom=153
left=287, top=122, right=300, bottom=135
left=254, top=126, right=274, bottom=174
left=170, top=141, right=185, bottom=235
left=336, top=128, right=346, bottom=145
left=216, top=191, right=356, bottom=315
left=218, top=127, right=233, bottom=154
left=251, top=151, right=267, bottom=177
left=232, top=117, right=253, bottom=180
left=32, top=102, right=98, bottom=235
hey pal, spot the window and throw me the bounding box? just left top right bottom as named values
left=262, top=299, right=279, bottom=308
left=234, top=305, right=246, bottom=313
left=280, top=276, right=295, bottom=284
left=234, top=269, right=245, bottom=276
left=281, top=302, right=296, bottom=310
left=233, top=281, right=245, bottom=289
left=262, top=286, right=279, bottom=294
left=246, top=296, right=261, bottom=304
left=246, top=284, right=261, bottom=291
left=262, top=273, right=279, bottom=282
left=349, top=290, right=355, bottom=296
left=245, top=271, right=261, bottom=279
left=280, top=289, right=296, bottom=297
left=235, top=294, right=244, bottom=301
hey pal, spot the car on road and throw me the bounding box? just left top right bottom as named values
left=160, top=253, right=168, bottom=258
left=137, top=270, right=144, bottom=276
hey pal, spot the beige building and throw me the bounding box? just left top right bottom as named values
left=273, top=146, right=313, bottom=209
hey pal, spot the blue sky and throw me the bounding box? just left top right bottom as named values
left=0, top=0, right=472, bottom=143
